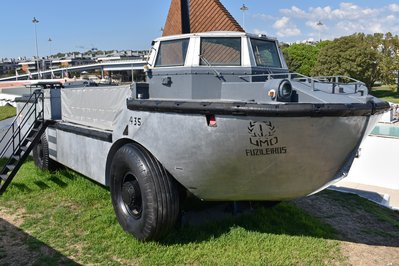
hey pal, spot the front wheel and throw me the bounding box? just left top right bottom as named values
left=110, top=143, right=180, bottom=241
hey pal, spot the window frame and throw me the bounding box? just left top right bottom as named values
left=199, top=37, right=242, bottom=67
left=154, top=38, right=190, bottom=68
left=250, top=38, right=282, bottom=68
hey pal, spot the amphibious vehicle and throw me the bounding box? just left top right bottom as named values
left=1, top=31, right=389, bottom=241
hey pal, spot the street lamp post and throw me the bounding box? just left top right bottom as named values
left=48, top=38, right=52, bottom=57
left=316, top=21, right=323, bottom=42
left=48, top=38, right=53, bottom=77
left=240, top=4, right=248, bottom=30
left=32, top=17, right=40, bottom=79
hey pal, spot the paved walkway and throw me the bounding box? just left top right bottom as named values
left=0, top=117, right=15, bottom=129
left=334, top=131, right=399, bottom=210
left=0, top=117, right=16, bottom=157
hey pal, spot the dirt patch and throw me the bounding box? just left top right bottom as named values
left=0, top=218, right=36, bottom=266
left=0, top=207, right=79, bottom=265
left=341, top=242, right=399, bottom=266
left=294, top=191, right=399, bottom=265
left=0, top=207, right=25, bottom=227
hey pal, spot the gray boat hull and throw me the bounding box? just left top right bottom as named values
left=126, top=110, right=379, bottom=201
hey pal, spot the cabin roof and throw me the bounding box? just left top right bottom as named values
left=154, top=31, right=278, bottom=42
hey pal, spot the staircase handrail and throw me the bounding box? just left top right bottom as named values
left=0, top=90, right=43, bottom=159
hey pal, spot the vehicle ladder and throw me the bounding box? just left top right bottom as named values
left=0, top=90, right=49, bottom=195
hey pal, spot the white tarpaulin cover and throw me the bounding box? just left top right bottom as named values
left=61, top=86, right=131, bottom=130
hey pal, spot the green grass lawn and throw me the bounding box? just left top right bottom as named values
left=371, top=85, right=399, bottom=103
left=0, top=105, right=16, bottom=121
left=0, top=160, right=344, bottom=265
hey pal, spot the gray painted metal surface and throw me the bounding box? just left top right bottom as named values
left=128, top=112, right=373, bottom=200
left=51, top=125, right=111, bottom=185
left=15, top=31, right=389, bottom=201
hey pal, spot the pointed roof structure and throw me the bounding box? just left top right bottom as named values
left=163, top=0, right=244, bottom=36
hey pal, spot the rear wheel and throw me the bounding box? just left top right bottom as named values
left=110, top=143, right=180, bottom=241
left=33, top=134, right=56, bottom=171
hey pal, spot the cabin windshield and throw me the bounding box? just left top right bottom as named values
left=250, top=39, right=282, bottom=68
left=155, top=38, right=190, bottom=67
left=200, top=37, right=241, bottom=66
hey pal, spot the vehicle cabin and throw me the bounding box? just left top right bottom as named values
left=141, top=32, right=289, bottom=101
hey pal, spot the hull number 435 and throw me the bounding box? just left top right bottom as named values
left=130, top=116, right=142, bottom=127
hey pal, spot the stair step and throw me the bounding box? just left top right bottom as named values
left=22, top=137, right=35, bottom=145
left=20, top=146, right=28, bottom=152
left=12, top=155, right=21, bottom=160
left=0, top=174, right=7, bottom=181
left=6, top=164, right=16, bottom=171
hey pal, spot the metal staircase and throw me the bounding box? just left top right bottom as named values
left=0, top=90, right=48, bottom=195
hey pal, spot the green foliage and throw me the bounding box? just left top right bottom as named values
left=0, top=105, right=16, bottom=121
left=372, top=33, right=399, bottom=85
left=282, top=41, right=331, bottom=76
left=0, top=160, right=344, bottom=265
left=282, top=33, right=399, bottom=92
left=313, top=33, right=380, bottom=91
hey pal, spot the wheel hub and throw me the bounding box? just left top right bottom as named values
left=121, top=178, right=142, bottom=218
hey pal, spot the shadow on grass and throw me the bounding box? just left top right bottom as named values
left=34, top=180, right=51, bottom=190
left=161, top=191, right=399, bottom=248
left=0, top=218, right=79, bottom=265
left=371, top=89, right=399, bottom=99
left=48, top=176, right=68, bottom=188
left=161, top=199, right=335, bottom=245
left=11, top=183, right=33, bottom=193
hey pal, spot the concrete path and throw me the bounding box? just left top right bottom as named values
left=334, top=130, right=399, bottom=210
left=0, top=117, right=15, bottom=129
left=0, top=117, right=16, bottom=157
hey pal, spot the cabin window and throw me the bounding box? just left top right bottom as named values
left=250, top=39, right=282, bottom=68
left=200, top=37, right=241, bottom=66
left=155, top=38, right=190, bottom=67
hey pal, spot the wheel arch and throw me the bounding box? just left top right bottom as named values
left=105, top=138, right=187, bottom=198
left=105, top=138, right=135, bottom=186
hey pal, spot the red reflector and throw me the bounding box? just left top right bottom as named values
left=206, top=114, right=217, bottom=127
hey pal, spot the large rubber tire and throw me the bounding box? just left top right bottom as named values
left=33, top=134, right=55, bottom=171
left=110, top=143, right=180, bottom=241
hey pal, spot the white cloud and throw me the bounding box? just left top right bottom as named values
left=273, top=17, right=301, bottom=37
left=389, top=4, right=399, bottom=12
left=273, top=17, right=290, bottom=29
left=276, top=27, right=301, bottom=37
left=254, top=2, right=399, bottom=41
left=282, top=2, right=381, bottom=21
left=252, top=13, right=276, bottom=21
left=253, top=28, right=268, bottom=35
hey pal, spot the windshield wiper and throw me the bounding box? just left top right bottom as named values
left=199, top=54, right=223, bottom=79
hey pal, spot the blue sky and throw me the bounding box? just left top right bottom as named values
left=1, top=0, right=398, bottom=58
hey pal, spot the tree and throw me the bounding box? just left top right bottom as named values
left=282, top=41, right=330, bottom=77
left=372, top=32, right=399, bottom=86
left=313, top=34, right=380, bottom=91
